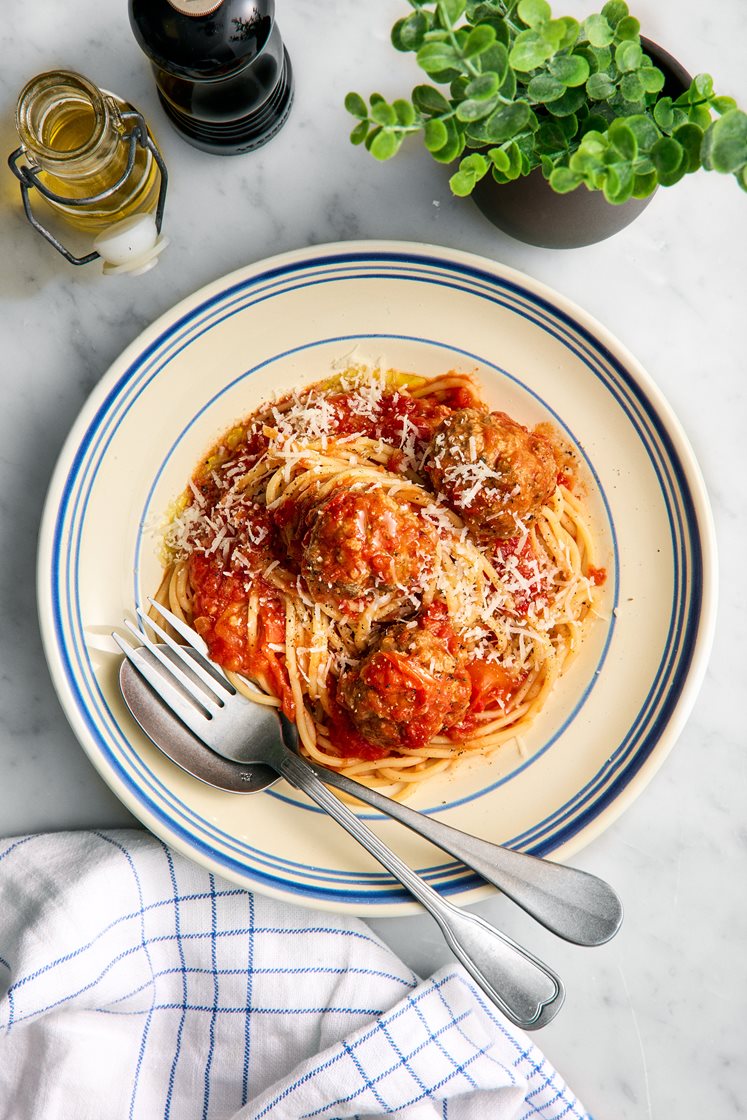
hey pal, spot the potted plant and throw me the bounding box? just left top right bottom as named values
left=345, top=0, right=747, bottom=247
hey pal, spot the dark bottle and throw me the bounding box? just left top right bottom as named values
left=128, top=0, right=293, bottom=156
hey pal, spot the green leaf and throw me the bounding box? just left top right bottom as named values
left=557, top=112, right=580, bottom=139
left=460, top=152, right=490, bottom=175
left=653, top=98, right=674, bottom=130
left=620, top=73, right=644, bottom=102
left=412, top=84, right=452, bottom=115
left=349, top=120, right=368, bottom=145
left=576, top=129, right=608, bottom=155
left=575, top=45, right=599, bottom=74
left=465, top=72, right=501, bottom=99
left=369, top=130, right=402, bottom=160
left=424, top=117, right=449, bottom=150
left=583, top=14, right=614, bottom=48
left=738, top=164, right=747, bottom=192
left=370, top=101, right=397, bottom=127
left=586, top=73, right=616, bottom=101
left=624, top=113, right=660, bottom=150
left=438, top=0, right=467, bottom=26
left=639, top=66, right=665, bottom=94
left=608, top=120, right=637, bottom=160
left=448, top=150, right=490, bottom=195
left=601, top=1, right=628, bottom=28
left=615, top=40, right=643, bottom=72
left=548, top=55, right=590, bottom=87
left=450, top=74, right=470, bottom=100
left=712, top=96, right=737, bottom=115
left=501, top=140, right=525, bottom=179
left=614, top=15, right=640, bottom=40
left=487, top=146, right=510, bottom=172
left=651, top=136, right=686, bottom=184
left=546, top=86, right=587, bottom=116
left=527, top=73, right=566, bottom=103
left=391, top=12, right=430, bottom=52
left=470, top=12, right=511, bottom=47
left=691, top=105, right=714, bottom=131
left=509, top=28, right=556, bottom=71
left=431, top=117, right=464, bottom=162
left=631, top=169, right=658, bottom=198
left=590, top=45, right=612, bottom=71
left=603, top=163, right=634, bottom=203
left=364, top=125, right=380, bottom=152
left=456, top=95, right=500, bottom=120
left=477, top=43, right=510, bottom=84
left=463, top=24, right=497, bottom=58
left=449, top=169, right=477, bottom=195
left=344, top=92, right=368, bottom=119
left=394, top=99, right=417, bottom=126
left=701, top=108, right=747, bottom=174
left=517, top=0, right=551, bottom=28
left=580, top=111, right=611, bottom=135
left=546, top=17, right=579, bottom=51
left=416, top=42, right=460, bottom=74
left=467, top=1, right=504, bottom=16
left=536, top=120, right=569, bottom=153
left=693, top=73, right=714, bottom=100
left=673, top=122, right=704, bottom=172
left=483, top=100, right=532, bottom=141
left=549, top=166, right=583, bottom=193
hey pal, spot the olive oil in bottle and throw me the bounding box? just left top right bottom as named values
left=128, top=0, right=294, bottom=156
left=15, top=71, right=160, bottom=231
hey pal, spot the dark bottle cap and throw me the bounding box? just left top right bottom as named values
left=129, top=0, right=275, bottom=81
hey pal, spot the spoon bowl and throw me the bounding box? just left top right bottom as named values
left=120, top=646, right=278, bottom=794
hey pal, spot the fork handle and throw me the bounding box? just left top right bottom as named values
left=276, top=748, right=564, bottom=1030
left=304, top=761, right=622, bottom=947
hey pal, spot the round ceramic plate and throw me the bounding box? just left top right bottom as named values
left=38, top=241, right=717, bottom=915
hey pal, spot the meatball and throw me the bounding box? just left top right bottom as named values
left=301, top=487, right=435, bottom=611
left=424, top=408, right=556, bottom=539
left=337, top=623, right=470, bottom=750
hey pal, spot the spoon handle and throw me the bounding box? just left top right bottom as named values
left=275, top=746, right=564, bottom=1030
left=304, top=759, right=622, bottom=947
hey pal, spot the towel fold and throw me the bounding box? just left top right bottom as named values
left=0, top=830, right=588, bottom=1119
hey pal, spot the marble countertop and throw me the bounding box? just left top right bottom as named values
left=1, top=0, right=745, bottom=1115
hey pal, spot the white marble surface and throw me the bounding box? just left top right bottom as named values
left=1, top=0, right=745, bottom=1115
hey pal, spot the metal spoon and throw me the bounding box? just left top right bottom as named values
left=119, top=643, right=622, bottom=947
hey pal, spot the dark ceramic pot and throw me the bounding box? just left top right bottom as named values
left=470, top=39, right=692, bottom=248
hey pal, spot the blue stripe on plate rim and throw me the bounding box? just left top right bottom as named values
left=43, top=246, right=712, bottom=907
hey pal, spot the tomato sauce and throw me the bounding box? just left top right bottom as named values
left=188, top=554, right=295, bottom=717
left=448, top=660, right=524, bottom=738
left=419, top=599, right=462, bottom=657
left=326, top=695, right=390, bottom=761
left=325, top=389, right=449, bottom=444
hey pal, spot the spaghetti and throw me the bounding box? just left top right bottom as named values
left=153, top=367, right=605, bottom=796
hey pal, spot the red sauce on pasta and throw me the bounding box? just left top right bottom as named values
left=160, top=372, right=603, bottom=772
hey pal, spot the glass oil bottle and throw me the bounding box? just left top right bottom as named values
left=9, top=70, right=168, bottom=270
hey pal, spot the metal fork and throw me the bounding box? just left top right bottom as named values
left=114, top=603, right=565, bottom=1030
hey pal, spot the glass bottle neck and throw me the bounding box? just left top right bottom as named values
left=16, top=70, right=121, bottom=182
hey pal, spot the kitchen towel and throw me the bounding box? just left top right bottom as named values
left=0, top=830, right=588, bottom=1119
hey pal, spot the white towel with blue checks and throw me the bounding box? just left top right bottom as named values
left=0, top=830, right=589, bottom=1119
